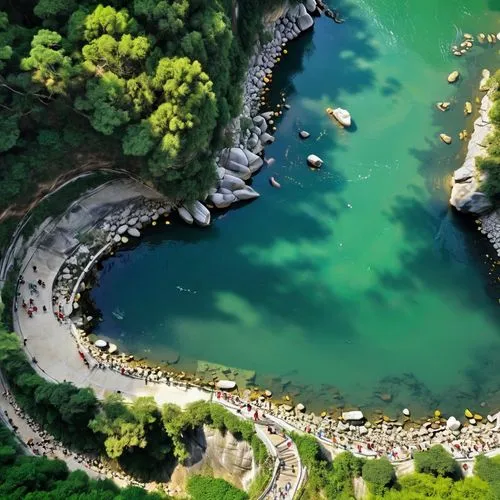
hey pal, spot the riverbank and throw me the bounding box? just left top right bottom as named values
left=450, top=80, right=500, bottom=256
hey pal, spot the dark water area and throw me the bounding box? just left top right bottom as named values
left=89, top=0, right=500, bottom=418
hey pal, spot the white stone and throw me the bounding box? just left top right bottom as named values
left=332, top=108, right=352, bottom=127
left=127, top=228, right=140, bottom=237
left=117, top=224, right=128, bottom=235
left=446, top=416, right=461, bottom=431
left=403, top=408, right=410, bottom=417
left=221, top=174, right=246, bottom=191
left=128, top=217, right=138, bottom=226
left=342, top=410, right=364, bottom=421
left=299, top=130, right=310, bottom=139
left=184, top=200, right=211, bottom=227
left=178, top=207, right=194, bottom=225
left=233, top=186, right=260, bottom=201
left=307, top=154, right=323, bottom=167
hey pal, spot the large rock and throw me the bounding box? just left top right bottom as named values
left=178, top=206, right=194, bottom=225
left=260, top=132, right=275, bottom=145
left=305, top=0, right=317, bottom=13
left=332, top=108, right=352, bottom=127
left=127, top=227, right=141, bottom=237
left=225, top=160, right=252, bottom=179
left=221, top=174, right=246, bottom=191
left=243, top=150, right=264, bottom=173
left=342, top=410, right=364, bottom=422
left=117, top=224, right=128, bottom=235
left=447, top=70, right=459, bottom=83
left=229, top=148, right=249, bottom=167
left=184, top=201, right=211, bottom=227
left=446, top=416, right=461, bottom=431
left=307, top=154, right=323, bottom=167
left=479, top=69, right=491, bottom=91
left=297, top=13, right=314, bottom=32
left=210, top=193, right=232, bottom=209
left=452, top=191, right=493, bottom=214
left=233, top=186, right=260, bottom=201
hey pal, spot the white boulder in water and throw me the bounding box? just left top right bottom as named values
left=342, top=410, right=364, bottom=422
left=332, top=108, right=352, bottom=127
left=307, top=154, right=323, bottom=168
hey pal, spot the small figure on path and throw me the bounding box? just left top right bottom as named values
left=23, top=338, right=27, bottom=346
left=32, top=265, right=37, bottom=272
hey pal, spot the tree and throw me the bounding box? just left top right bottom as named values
left=89, top=394, right=165, bottom=461
left=34, top=0, right=77, bottom=20
left=362, top=458, right=395, bottom=495
left=414, top=445, right=458, bottom=478
left=0, top=115, right=20, bottom=152
left=83, top=5, right=135, bottom=42
left=75, top=72, right=130, bottom=135
left=147, top=56, right=217, bottom=179
left=20, top=29, right=73, bottom=94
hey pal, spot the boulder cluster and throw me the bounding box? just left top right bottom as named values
left=239, top=1, right=316, bottom=123
left=99, top=201, right=172, bottom=242
left=207, top=148, right=263, bottom=209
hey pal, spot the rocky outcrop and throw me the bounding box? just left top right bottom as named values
left=450, top=85, right=500, bottom=256
left=450, top=91, right=494, bottom=215
left=182, top=426, right=257, bottom=491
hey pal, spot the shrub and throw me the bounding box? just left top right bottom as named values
left=362, top=458, right=395, bottom=495
left=475, top=454, right=500, bottom=497
left=413, top=445, right=458, bottom=479
left=187, top=475, right=248, bottom=500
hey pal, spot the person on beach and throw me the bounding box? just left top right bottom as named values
left=42, top=305, right=47, bottom=312
left=32, top=265, right=37, bottom=272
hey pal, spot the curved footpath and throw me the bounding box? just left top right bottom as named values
left=8, top=188, right=500, bottom=480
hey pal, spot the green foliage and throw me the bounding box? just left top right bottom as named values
left=248, top=464, right=272, bottom=499
left=379, top=473, right=494, bottom=499
left=291, top=433, right=364, bottom=499
left=413, top=445, right=458, bottom=479
left=477, top=68, right=500, bottom=202
left=0, top=330, right=100, bottom=451
left=0, top=0, right=279, bottom=209
left=187, top=475, right=248, bottom=500
left=475, top=454, right=500, bottom=497
left=0, top=421, right=168, bottom=499
left=20, top=29, right=74, bottom=94
left=362, top=458, right=395, bottom=495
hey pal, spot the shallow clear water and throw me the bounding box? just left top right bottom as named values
left=90, top=0, right=500, bottom=417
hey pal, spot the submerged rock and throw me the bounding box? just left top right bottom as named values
left=299, top=130, right=311, bottom=139
left=447, top=70, right=459, bottom=83
left=439, top=133, right=452, bottom=144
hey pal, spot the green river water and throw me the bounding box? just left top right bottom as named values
left=90, top=0, right=500, bottom=417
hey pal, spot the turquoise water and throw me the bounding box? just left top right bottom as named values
left=90, top=0, right=500, bottom=417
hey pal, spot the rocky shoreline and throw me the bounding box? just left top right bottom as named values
left=450, top=82, right=500, bottom=257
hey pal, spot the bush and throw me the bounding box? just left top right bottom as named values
left=381, top=473, right=493, bottom=499
left=413, top=445, right=458, bottom=479
left=187, top=475, right=248, bottom=500
left=475, top=454, right=500, bottom=497
left=362, top=458, right=395, bottom=495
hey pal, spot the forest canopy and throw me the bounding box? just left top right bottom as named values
left=0, top=0, right=280, bottom=208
